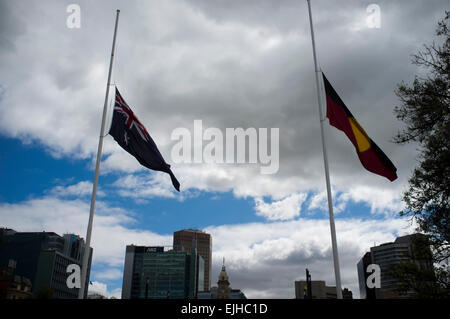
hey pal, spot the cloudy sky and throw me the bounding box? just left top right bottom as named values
left=0, top=0, right=447, bottom=299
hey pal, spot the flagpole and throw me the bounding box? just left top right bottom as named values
left=306, top=0, right=343, bottom=299
left=78, top=9, right=120, bottom=299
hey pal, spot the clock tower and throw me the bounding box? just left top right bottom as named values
left=217, top=258, right=230, bottom=299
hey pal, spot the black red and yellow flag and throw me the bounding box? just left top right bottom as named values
left=322, top=73, right=397, bottom=181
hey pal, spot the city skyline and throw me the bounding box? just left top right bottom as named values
left=1, top=0, right=447, bottom=298
left=0, top=222, right=414, bottom=299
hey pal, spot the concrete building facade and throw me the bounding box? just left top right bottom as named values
left=173, top=229, right=212, bottom=291
left=295, top=280, right=353, bottom=299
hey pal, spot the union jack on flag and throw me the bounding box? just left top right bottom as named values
left=114, top=89, right=150, bottom=143
left=108, top=87, right=180, bottom=191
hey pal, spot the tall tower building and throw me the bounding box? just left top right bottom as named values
left=357, top=233, right=433, bottom=299
left=173, top=229, right=212, bottom=291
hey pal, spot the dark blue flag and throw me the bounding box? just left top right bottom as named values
left=109, top=88, right=180, bottom=191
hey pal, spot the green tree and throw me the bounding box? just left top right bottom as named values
left=393, top=11, right=450, bottom=297
left=387, top=235, right=443, bottom=298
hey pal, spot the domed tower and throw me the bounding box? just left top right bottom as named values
left=217, top=258, right=230, bottom=299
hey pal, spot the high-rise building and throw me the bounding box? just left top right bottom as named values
left=121, top=245, right=204, bottom=299
left=0, top=228, right=92, bottom=298
left=173, top=229, right=212, bottom=291
left=294, top=280, right=353, bottom=299
left=63, top=234, right=86, bottom=261
left=357, top=252, right=376, bottom=299
left=357, top=233, right=433, bottom=299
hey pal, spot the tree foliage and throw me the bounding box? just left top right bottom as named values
left=388, top=235, right=448, bottom=298
left=393, top=11, right=450, bottom=296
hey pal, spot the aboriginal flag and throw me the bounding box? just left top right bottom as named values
left=322, top=73, right=397, bottom=181
left=109, top=88, right=180, bottom=191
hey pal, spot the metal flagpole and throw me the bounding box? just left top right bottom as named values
left=306, top=0, right=343, bottom=299
left=78, top=9, right=120, bottom=299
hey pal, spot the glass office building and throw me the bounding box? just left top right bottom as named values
left=0, top=228, right=92, bottom=298
left=122, top=245, right=204, bottom=299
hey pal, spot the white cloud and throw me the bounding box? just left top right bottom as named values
left=307, top=185, right=404, bottom=216
left=0, top=196, right=172, bottom=267
left=308, top=190, right=328, bottom=211
left=206, top=217, right=416, bottom=298
left=0, top=0, right=442, bottom=300
left=344, top=185, right=405, bottom=215
left=0, top=191, right=416, bottom=299
left=254, top=193, right=307, bottom=221
left=49, top=181, right=105, bottom=198
left=92, top=268, right=123, bottom=281
left=0, top=0, right=433, bottom=205
left=88, top=281, right=108, bottom=297
left=88, top=281, right=122, bottom=299
left=113, top=173, right=176, bottom=199
left=307, top=189, right=349, bottom=214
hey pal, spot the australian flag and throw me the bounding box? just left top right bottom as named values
left=109, top=88, right=180, bottom=191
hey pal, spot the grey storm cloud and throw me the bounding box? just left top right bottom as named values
left=1, top=0, right=447, bottom=196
